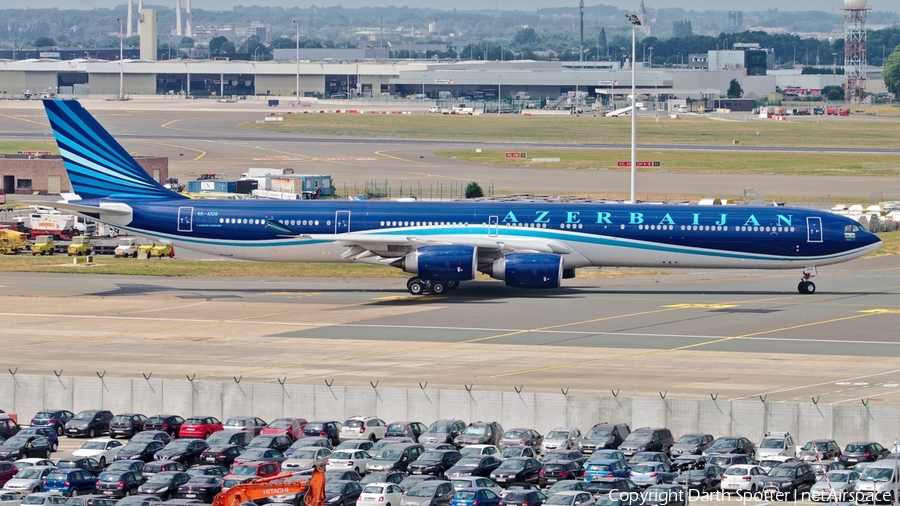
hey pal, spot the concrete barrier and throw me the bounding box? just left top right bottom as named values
left=0, top=374, right=891, bottom=445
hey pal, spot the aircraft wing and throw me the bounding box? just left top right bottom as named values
left=334, top=233, right=571, bottom=261
left=43, top=200, right=134, bottom=226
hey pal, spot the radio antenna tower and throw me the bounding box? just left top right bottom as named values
left=842, top=0, right=870, bottom=103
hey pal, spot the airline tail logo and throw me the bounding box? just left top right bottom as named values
left=42, top=99, right=184, bottom=200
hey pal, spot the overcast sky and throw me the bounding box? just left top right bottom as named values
left=22, top=0, right=894, bottom=13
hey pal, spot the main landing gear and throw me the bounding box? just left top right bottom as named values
left=406, top=277, right=460, bottom=295
left=798, top=267, right=817, bottom=294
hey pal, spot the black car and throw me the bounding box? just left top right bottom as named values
left=704, top=437, right=756, bottom=458
left=490, top=457, right=542, bottom=485
left=30, top=410, right=75, bottom=436
left=454, top=422, right=504, bottom=448
left=138, top=471, right=192, bottom=501
left=385, top=422, right=429, bottom=442
left=398, top=475, right=439, bottom=493
left=759, top=462, right=816, bottom=500
left=110, top=414, right=149, bottom=439
left=840, top=441, right=889, bottom=466
left=618, top=428, right=674, bottom=458
left=199, top=445, right=244, bottom=467
left=132, top=432, right=173, bottom=445
left=57, top=457, right=104, bottom=476
left=672, top=467, right=721, bottom=493
left=247, top=435, right=293, bottom=453
left=669, top=434, right=714, bottom=457
left=360, top=471, right=407, bottom=486
left=538, top=461, right=582, bottom=487
left=232, top=448, right=286, bottom=465
left=798, top=439, right=842, bottom=462
left=584, top=477, right=640, bottom=497
left=446, top=456, right=502, bottom=479
left=106, top=460, right=147, bottom=474
left=578, top=423, right=631, bottom=456
left=407, top=450, right=463, bottom=477
left=326, top=470, right=362, bottom=482
left=185, top=465, right=228, bottom=478
left=144, top=417, right=186, bottom=438
left=324, top=480, right=363, bottom=506
left=176, top=476, right=223, bottom=503
left=142, top=462, right=186, bottom=479
left=205, top=431, right=254, bottom=448
left=543, top=450, right=586, bottom=467
left=402, top=481, right=456, bottom=506
left=419, top=420, right=467, bottom=445
left=65, top=410, right=114, bottom=439
left=0, top=418, right=21, bottom=440
left=500, top=490, right=546, bottom=506
left=303, top=421, right=342, bottom=446
left=0, top=435, right=52, bottom=460
left=154, top=440, right=208, bottom=466
left=96, top=470, right=146, bottom=498
left=704, top=454, right=752, bottom=469
left=116, top=441, right=167, bottom=463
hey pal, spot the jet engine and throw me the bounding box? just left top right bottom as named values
left=392, top=245, right=477, bottom=282
left=484, top=253, right=563, bottom=289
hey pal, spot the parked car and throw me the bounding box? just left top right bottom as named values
left=361, top=472, right=407, bottom=487
left=459, top=446, right=501, bottom=458
left=704, top=437, right=756, bottom=458
left=336, top=440, right=374, bottom=452
left=137, top=472, right=191, bottom=501
left=153, top=440, right=208, bottom=466
left=141, top=462, right=185, bottom=479
left=222, top=462, right=280, bottom=489
left=178, top=418, right=221, bottom=440
left=175, top=476, right=223, bottom=503
left=810, top=470, right=858, bottom=501
left=543, top=451, right=586, bottom=467
left=232, top=449, right=286, bottom=465
left=65, top=411, right=113, bottom=439
left=449, top=488, right=501, bottom=506
left=55, top=458, right=102, bottom=477
left=131, top=433, right=172, bottom=446
left=757, top=432, right=795, bottom=459
left=222, top=418, right=267, bottom=437
left=0, top=492, right=25, bottom=506
left=109, top=415, right=148, bottom=440
left=583, top=477, right=638, bottom=497
left=282, top=448, right=332, bottom=470
left=618, top=429, right=674, bottom=459
left=448, top=478, right=500, bottom=494
left=323, top=480, right=362, bottom=506
left=408, top=450, right=463, bottom=477
left=368, top=444, right=425, bottom=473
left=247, top=435, right=292, bottom=454
left=105, top=461, right=145, bottom=474
left=759, top=462, right=816, bottom=499
left=302, top=422, right=342, bottom=446
left=3, top=465, right=55, bottom=494
left=205, top=431, right=252, bottom=448
left=720, top=464, right=767, bottom=493
left=386, top=423, right=428, bottom=443
left=839, top=442, right=889, bottom=466
left=284, top=437, right=332, bottom=458
left=798, top=440, right=842, bottom=462
left=95, top=471, right=144, bottom=499
left=143, top=418, right=185, bottom=440
left=0, top=419, right=21, bottom=444
left=538, top=462, right=582, bottom=487
left=401, top=481, right=455, bottom=506
left=501, top=447, right=537, bottom=460
left=541, top=491, right=592, bottom=506
left=811, top=460, right=846, bottom=481
left=184, top=466, right=227, bottom=478
left=628, top=463, right=677, bottom=488
left=64, top=495, right=117, bottom=506
left=115, top=441, right=166, bottom=463
left=446, top=456, right=502, bottom=479
left=261, top=419, right=307, bottom=442
left=340, top=417, right=386, bottom=442
left=0, top=436, right=52, bottom=461
left=72, top=439, right=124, bottom=467
left=198, top=445, right=243, bottom=467
left=360, top=482, right=403, bottom=506
left=30, top=411, right=75, bottom=437
left=20, top=493, right=68, bottom=506
left=671, top=466, right=720, bottom=493
left=540, top=429, right=582, bottom=455
left=420, top=421, right=468, bottom=446
left=705, top=454, right=752, bottom=469
left=581, top=460, right=629, bottom=482
left=326, top=470, right=362, bottom=483
left=113, top=495, right=163, bottom=506
left=43, top=469, right=98, bottom=497
left=14, top=459, right=56, bottom=472
left=669, top=434, right=713, bottom=457
left=326, top=450, right=373, bottom=476
left=454, top=423, right=503, bottom=449
left=757, top=456, right=799, bottom=474
left=499, top=430, right=542, bottom=452
left=578, top=424, right=630, bottom=456
left=545, top=482, right=587, bottom=495
left=489, top=457, right=541, bottom=485
left=18, top=428, right=59, bottom=453
left=590, top=450, right=626, bottom=465
left=0, top=462, right=17, bottom=488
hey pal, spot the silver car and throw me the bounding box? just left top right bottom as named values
left=541, top=429, right=582, bottom=455
left=3, top=466, right=56, bottom=494
left=282, top=447, right=332, bottom=470
left=810, top=470, right=859, bottom=501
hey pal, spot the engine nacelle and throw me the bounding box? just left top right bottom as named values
left=487, top=253, right=563, bottom=289
left=392, top=245, right=477, bottom=281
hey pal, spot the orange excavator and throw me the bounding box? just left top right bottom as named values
left=212, top=466, right=325, bottom=506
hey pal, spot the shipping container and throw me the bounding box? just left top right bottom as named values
left=235, top=180, right=258, bottom=194
left=187, top=180, right=238, bottom=193
left=267, top=175, right=332, bottom=196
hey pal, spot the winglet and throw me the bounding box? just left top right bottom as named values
left=42, top=99, right=186, bottom=200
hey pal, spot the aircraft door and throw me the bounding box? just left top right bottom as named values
left=807, top=217, right=823, bottom=243
left=177, top=207, right=194, bottom=232
left=488, top=215, right=499, bottom=237
left=335, top=211, right=350, bottom=234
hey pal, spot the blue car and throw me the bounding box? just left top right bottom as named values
left=583, top=460, right=630, bottom=482
left=450, top=488, right=502, bottom=506
left=591, top=450, right=626, bottom=464
left=43, top=469, right=98, bottom=497
left=18, top=427, right=60, bottom=452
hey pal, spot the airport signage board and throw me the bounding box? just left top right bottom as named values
left=598, top=80, right=618, bottom=86
left=434, top=79, right=454, bottom=84
left=617, top=161, right=660, bottom=167
left=505, top=152, right=527, bottom=158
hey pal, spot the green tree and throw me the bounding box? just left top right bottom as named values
left=269, top=37, right=296, bottom=49
left=672, top=20, right=692, bottom=38
left=465, top=181, right=484, bottom=199
left=884, top=45, right=900, bottom=96
left=822, top=85, right=845, bottom=101
left=208, top=36, right=229, bottom=54
left=179, top=37, right=195, bottom=48
left=514, top=27, right=537, bottom=46
left=598, top=27, right=607, bottom=56
left=33, top=36, right=55, bottom=48
left=727, top=79, right=743, bottom=98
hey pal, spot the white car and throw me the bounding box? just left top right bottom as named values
left=428, top=106, right=442, bottom=114
left=459, top=445, right=500, bottom=457
left=0, top=492, right=22, bottom=506
left=543, top=491, right=594, bottom=506
left=18, top=493, right=67, bottom=506
left=340, top=417, right=386, bottom=442
left=71, top=438, right=123, bottom=466
left=283, top=447, right=332, bottom=470
left=720, top=465, right=767, bottom=492
left=3, top=466, right=56, bottom=495
left=757, top=432, right=796, bottom=459
left=327, top=450, right=372, bottom=475
left=360, top=482, right=404, bottom=506
left=12, top=460, right=54, bottom=472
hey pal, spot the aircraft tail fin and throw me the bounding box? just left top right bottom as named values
left=42, top=99, right=186, bottom=200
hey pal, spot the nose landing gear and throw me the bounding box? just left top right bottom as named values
left=798, top=267, right=817, bottom=294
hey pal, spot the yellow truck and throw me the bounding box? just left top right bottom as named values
left=0, top=230, right=27, bottom=254
left=31, top=235, right=56, bottom=255
left=137, top=239, right=174, bottom=258
left=66, top=236, right=93, bottom=256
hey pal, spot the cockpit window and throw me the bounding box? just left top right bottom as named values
left=845, top=225, right=860, bottom=232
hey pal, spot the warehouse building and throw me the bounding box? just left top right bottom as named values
left=0, top=154, right=168, bottom=195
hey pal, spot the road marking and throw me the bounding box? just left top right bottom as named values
left=663, top=303, right=738, bottom=309
left=374, top=150, right=437, bottom=166
left=859, top=309, right=900, bottom=314
left=729, top=369, right=900, bottom=401
left=373, top=295, right=446, bottom=301
left=0, top=112, right=47, bottom=126
left=149, top=142, right=206, bottom=161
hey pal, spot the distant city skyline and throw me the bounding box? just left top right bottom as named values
left=18, top=0, right=897, bottom=13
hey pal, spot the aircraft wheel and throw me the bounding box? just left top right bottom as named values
left=431, top=282, right=447, bottom=295
left=447, top=281, right=459, bottom=290
left=798, top=281, right=816, bottom=294
left=406, top=277, right=419, bottom=291
left=408, top=280, right=426, bottom=296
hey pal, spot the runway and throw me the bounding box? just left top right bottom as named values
left=1, top=255, right=899, bottom=406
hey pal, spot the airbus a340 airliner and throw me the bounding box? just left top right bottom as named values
left=42, top=99, right=880, bottom=295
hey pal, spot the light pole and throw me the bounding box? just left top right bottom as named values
left=627, top=14, right=641, bottom=204
left=117, top=17, right=124, bottom=100
left=254, top=47, right=261, bottom=61
left=293, top=19, right=302, bottom=102
left=648, top=46, right=653, bottom=69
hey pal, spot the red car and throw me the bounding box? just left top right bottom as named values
left=0, top=461, right=16, bottom=486
left=261, top=418, right=307, bottom=441
left=179, top=416, right=223, bottom=439
left=222, top=461, right=281, bottom=489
